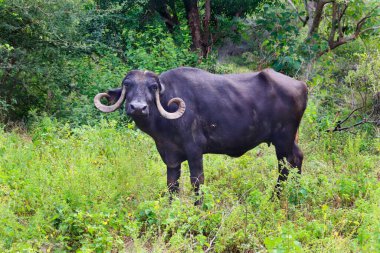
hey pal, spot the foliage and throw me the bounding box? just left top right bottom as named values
left=345, top=50, right=380, bottom=97
left=0, top=0, right=379, bottom=252
left=0, top=0, right=209, bottom=124
left=0, top=103, right=379, bottom=251
left=122, top=24, right=199, bottom=72
left=255, top=3, right=309, bottom=75
left=285, top=0, right=380, bottom=55
left=83, top=0, right=149, bottom=59
left=211, top=0, right=263, bottom=18
left=304, top=41, right=379, bottom=133
left=0, top=0, right=89, bottom=121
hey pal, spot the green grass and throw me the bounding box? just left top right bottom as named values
left=0, top=106, right=379, bottom=252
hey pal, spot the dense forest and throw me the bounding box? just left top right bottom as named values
left=0, top=0, right=379, bottom=252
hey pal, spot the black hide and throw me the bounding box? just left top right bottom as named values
left=103, top=67, right=308, bottom=202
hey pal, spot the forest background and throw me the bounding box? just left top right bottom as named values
left=0, top=0, right=379, bottom=252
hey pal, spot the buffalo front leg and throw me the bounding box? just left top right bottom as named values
left=167, top=165, right=181, bottom=194
left=188, top=155, right=204, bottom=205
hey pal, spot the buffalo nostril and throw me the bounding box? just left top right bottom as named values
left=129, top=103, right=147, bottom=113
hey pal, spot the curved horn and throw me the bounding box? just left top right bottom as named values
left=155, top=90, right=186, bottom=119
left=94, top=85, right=127, bottom=113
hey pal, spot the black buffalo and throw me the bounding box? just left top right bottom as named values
left=94, top=67, right=308, bottom=202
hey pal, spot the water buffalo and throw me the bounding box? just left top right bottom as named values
left=94, top=67, right=308, bottom=203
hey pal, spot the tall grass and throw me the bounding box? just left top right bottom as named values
left=0, top=105, right=379, bottom=252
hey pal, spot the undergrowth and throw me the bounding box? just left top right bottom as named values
left=0, top=101, right=379, bottom=252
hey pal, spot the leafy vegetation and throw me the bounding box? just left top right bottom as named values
left=0, top=107, right=379, bottom=252
left=0, top=0, right=379, bottom=252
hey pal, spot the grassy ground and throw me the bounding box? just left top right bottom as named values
left=0, top=99, right=379, bottom=252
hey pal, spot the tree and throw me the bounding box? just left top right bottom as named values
left=183, top=0, right=210, bottom=56
left=287, top=0, right=380, bottom=56
left=88, top=0, right=265, bottom=58
left=150, top=0, right=264, bottom=57
left=0, top=0, right=87, bottom=121
left=149, top=0, right=179, bottom=33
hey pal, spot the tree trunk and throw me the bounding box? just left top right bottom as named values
left=183, top=0, right=202, bottom=51
left=306, top=0, right=332, bottom=38
left=201, top=0, right=211, bottom=57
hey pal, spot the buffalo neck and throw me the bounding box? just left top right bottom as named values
left=132, top=112, right=177, bottom=142
left=132, top=114, right=152, bottom=131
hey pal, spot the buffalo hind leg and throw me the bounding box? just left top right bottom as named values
left=274, top=142, right=303, bottom=198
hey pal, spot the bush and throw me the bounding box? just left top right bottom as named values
left=0, top=115, right=379, bottom=251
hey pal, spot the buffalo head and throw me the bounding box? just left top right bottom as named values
left=94, top=70, right=186, bottom=119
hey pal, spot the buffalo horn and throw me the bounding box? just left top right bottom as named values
left=94, top=85, right=127, bottom=113
left=155, top=90, right=186, bottom=119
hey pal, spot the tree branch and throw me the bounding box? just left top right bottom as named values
left=287, top=0, right=307, bottom=25
left=327, top=100, right=379, bottom=132
left=361, top=25, right=380, bottom=34
left=307, top=0, right=334, bottom=37
left=150, top=0, right=179, bottom=33
left=327, top=119, right=373, bottom=132
left=328, top=2, right=338, bottom=48
left=319, top=4, right=380, bottom=57
left=337, top=3, right=348, bottom=39
left=340, top=106, right=364, bottom=125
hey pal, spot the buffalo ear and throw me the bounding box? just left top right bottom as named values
left=157, top=77, right=165, bottom=94
left=107, top=88, right=122, bottom=104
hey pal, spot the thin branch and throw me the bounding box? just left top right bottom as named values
left=361, top=25, right=380, bottom=34
left=204, top=234, right=218, bottom=253
left=326, top=100, right=380, bottom=132
left=338, top=3, right=348, bottom=39
left=338, top=3, right=348, bottom=22
left=327, top=119, right=371, bottom=132
left=287, top=0, right=307, bottom=25
left=339, top=106, right=364, bottom=125
left=328, top=2, right=338, bottom=47
left=326, top=106, right=362, bottom=132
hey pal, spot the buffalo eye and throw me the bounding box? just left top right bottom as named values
left=123, top=80, right=132, bottom=87
left=149, top=84, right=158, bottom=91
